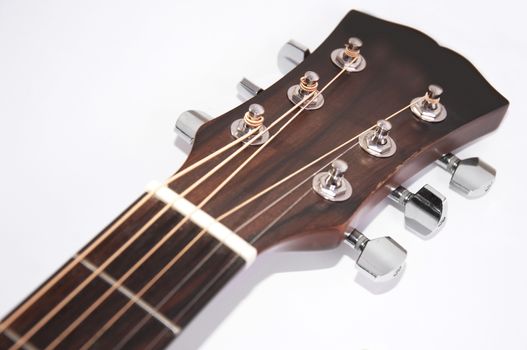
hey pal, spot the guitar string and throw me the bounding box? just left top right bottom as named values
left=9, top=94, right=313, bottom=350
left=79, top=96, right=422, bottom=348
left=5, top=83, right=319, bottom=350
left=128, top=96, right=422, bottom=350
left=4, top=55, right=348, bottom=348
left=32, top=67, right=350, bottom=350
left=0, top=39, right=349, bottom=341
left=0, top=122, right=261, bottom=336
left=221, top=96, right=423, bottom=228
left=73, top=67, right=349, bottom=350
left=6, top=124, right=270, bottom=350
left=111, top=142, right=362, bottom=350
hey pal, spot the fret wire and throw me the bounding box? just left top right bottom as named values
left=137, top=256, right=243, bottom=350
left=0, top=193, right=150, bottom=334
left=77, top=257, right=181, bottom=335
left=2, top=329, right=38, bottom=350
left=76, top=226, right=212, bottom=350
left=10, top=201, right=176, bottom=350
left=113, top=241, right=224, bottom=350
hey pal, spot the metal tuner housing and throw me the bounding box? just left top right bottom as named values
left=389, top=185, right=447, bottom=236
left=277, top=39, right=310, bottom=75
left=436, top=153, right=496, bottom=198
left=345, top=230, right=407, bottom=282
left=175, top=110, right=212, bottom=145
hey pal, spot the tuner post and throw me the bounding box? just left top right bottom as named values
left=312, top=159, right=352, bottom=201
left=287, top=71, right=325, bottom=110
left=230, top=103, right=270, bottom=145
left=359, top=119, right=397, bottom=157
left=410, top=84, right=447, bottom=122
left=331, top=37, right=367, bottom=72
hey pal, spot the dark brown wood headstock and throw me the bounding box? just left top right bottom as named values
left=171, top=10, right=508, bottom=253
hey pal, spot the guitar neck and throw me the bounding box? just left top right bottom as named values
left=0, top=193, right=247, bottom=349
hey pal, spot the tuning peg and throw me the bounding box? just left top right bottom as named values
left=237, top=78, right=264, bottom=102
left=436, top=153, right=496, bottom=198
left=230, top=103, right=270, bottom=145
left=410, top=84, right=447, bottom=123
left=312, top=159, right=352, bottom=201
left=344, top=230, right=406, bottom=282
left=389, top=185, right=447, bottom=236
left=174, top=110, right=212, bottom=145
left=277, top=40, right=310, bottom=75
left=330, top=37, right=367, bottom=72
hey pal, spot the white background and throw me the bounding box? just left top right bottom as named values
left=0, top=1, right=526, bottom=349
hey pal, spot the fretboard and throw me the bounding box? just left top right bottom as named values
left=0, top=192, right=249, bottom=350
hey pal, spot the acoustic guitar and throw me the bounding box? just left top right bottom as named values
left=0, top=10, right=508, bottom=350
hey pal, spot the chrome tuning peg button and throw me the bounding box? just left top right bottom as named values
left=389, top=185, right=447, bottom=236
left=331, top=37, right=366, bottom=72
left=237, top=78, right=264, bottom=102
left=436, top=153, right=496, bottom=198
left=175, top=110, right=212, bottom=145
left=277, top=40, right=310, bottom=75
left=410, top=84, right=447, bottom=122
left=312, top=159, right=352, bottom=202
left=344, top=230, right=406, bottom=282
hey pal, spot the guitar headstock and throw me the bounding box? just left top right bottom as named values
left=171, top=10, right=508, bottom=280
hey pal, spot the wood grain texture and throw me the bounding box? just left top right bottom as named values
left=173, top=9, right=508, bottom=252
left=0, top=10, right=508, bottom=350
